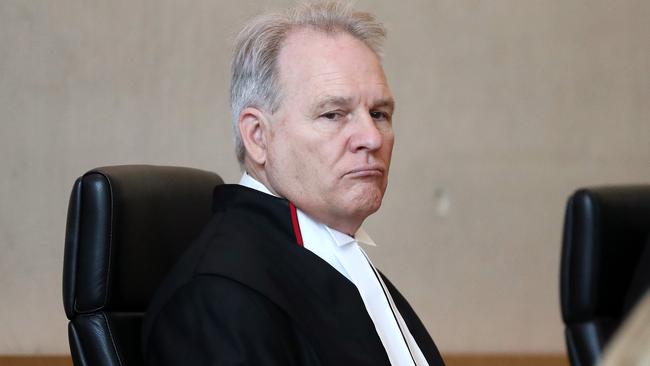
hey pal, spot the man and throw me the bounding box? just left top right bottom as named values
left=142, top=1, right=445, bottom=365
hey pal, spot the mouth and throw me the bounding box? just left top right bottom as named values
left=343, top=166, right=385, bottom=178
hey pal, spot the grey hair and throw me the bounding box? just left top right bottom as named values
left=230, top=0, right=387, bottom=165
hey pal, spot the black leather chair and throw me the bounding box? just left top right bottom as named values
left=63, top=165, right=223, bottom=366
left=560, top=185, right=650, bottom=366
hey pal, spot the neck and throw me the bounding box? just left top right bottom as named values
left=243, top=161, right=363, bottom=236
left=319, top=215, right=361, bottom=237
left=244, top=162, right=280, bottom=197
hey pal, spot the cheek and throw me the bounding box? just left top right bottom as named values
left=299, top=134, right=338, bottom=168
left=280, top=138, right=320, bottom=182
left=266, top=133, right=298, bottom=182
left=383, top=134, right=395, bottom=160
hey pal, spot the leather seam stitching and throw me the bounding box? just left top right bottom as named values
left=101, top=312, right=124, bottom=366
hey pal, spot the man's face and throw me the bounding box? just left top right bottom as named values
left=264, top=29, right=394, bottom=234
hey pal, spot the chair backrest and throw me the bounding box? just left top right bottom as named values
left=63, top=165, right=223, bottom=366
left=560, top=185, right=650, bottom=366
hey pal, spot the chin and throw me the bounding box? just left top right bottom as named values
left=346, top=190, right=384, bottom=218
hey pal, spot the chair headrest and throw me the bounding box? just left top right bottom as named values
left=63, top=165, right=223, bottom=318
left=561, top=185, right=650, bottom=324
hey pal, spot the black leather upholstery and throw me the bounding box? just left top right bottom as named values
left=63, top=165, right=223, bottom=366
left=560, top=185, right=650, bottom=366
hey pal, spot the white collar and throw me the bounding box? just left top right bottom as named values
left=238, top=172, right=376, bottom=247
left=325, top=226, right=377, bottom=247
left=239, top=172, right=277, bottom=197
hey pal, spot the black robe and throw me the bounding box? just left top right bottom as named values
left=142, top=184, right=445, bottom=366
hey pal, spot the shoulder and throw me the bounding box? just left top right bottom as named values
left=159, top=275, right=285, bottom=323
left=143, top=275, right=305, bottom=366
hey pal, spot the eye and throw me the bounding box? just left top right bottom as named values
left=320, top=111, right=345, bottom=121
left=370, top=110, right=391, bottom=121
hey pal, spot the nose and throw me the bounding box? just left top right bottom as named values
left=349, top=113, right=384, bottom=152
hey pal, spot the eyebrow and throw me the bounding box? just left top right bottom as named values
left=310, top=95, right=396, bottom=115
left=311, top=96, right=354, bottom=115
left=372, top=98, right=396, bottom=113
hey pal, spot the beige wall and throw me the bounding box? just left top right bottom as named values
left=1, top=0, right=648, bottom=355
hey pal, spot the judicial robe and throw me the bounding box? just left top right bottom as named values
left=142, top=184, right=445, bottom=366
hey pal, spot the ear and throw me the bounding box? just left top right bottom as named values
left=238, top=107, right=270, bottom=165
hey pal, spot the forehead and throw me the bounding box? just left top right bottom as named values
left=276, top=28, right=391, bottom=103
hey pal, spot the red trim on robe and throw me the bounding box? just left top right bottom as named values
left=289, top=202, right=303, bottom=247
